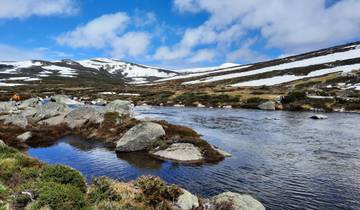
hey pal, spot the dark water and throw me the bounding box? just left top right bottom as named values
left=28, top=107, right=360, bottom=210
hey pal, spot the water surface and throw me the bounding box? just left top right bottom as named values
left=28, top=107, right=360, bottom=210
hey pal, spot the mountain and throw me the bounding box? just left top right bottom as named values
left=0, top=58, right=178, bottom=86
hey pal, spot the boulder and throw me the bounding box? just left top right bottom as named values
left=212, top=192, right=265, bottom=210
left=38, top=114, right=66, bottom=126
left=0, top=139, right=5, bottom=147
left=211, top=145, right=232, bottom=157
left=258, top=101, right=276, bottom=111
left=17, top=131, right=32, bottom=142
left=105, top=100, right=133, bottom=116
left=64, top=107, right=104, bottom=129
left=310, top=115, right=328, bottom=120
left=95, top=98, right=107, bottom=106
left=51, top=95, right=81, bottom=105
left=0, top=101, right=16, bottom=113
left=21, top=107, right=37, bottom=117
left=176, top=189, right=199, bottom=210
left=116, top=122, right=165, bottom=152
left=31, top=102, right=69, bottom=122
left=0, top=114, right=28, bottom=128
left=17, top=97, right=41, bottom=109
left=151, top=143, right=203, bottom=162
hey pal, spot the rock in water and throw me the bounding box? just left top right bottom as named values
left=31, top=102, right=69, bottom=122
left=18, top=97, right=40, bottom=109
left=212, top=192, right=265, bottom=210
left=105, top=100, right=133, bottom=116
left=116, top=122, right=165, bottom=152
left=310, top=115, right=328, bottom=120
left=64, top=107, right=104, bottom=129
left=176, top=189, right=199, bottom=210
left=258, top=101, right=276, bottom=111
left=17, top=131, right=32, bottom=142
left=151, top=143, right=203, bottom=162
left=0, top=114, right=28, bottom=128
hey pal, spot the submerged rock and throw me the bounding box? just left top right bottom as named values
left=310, top=114, right=328, bottom=120
left=151, top=143, right=203, bottom=163
left=105, top=100, right=133, bottom=116
left=258, top=101, right=276, bottom=111
left=31, top=102, right=69, bottom=122
left=64, top=107, right=104, bottom=129
left=116, top=122, right=165, bottom=152
left=17, top=131, right=32, bottom=142
left=0, top=114, right=28, bottom=128
left=212, top=192, right=265, bottom=210
left=176, top=188, right=199, bottom=210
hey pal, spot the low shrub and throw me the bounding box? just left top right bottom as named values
left=88, top=176, right=121, bottom=204
left=281, top=91, right=307, bottom=104
left=41, top=165, right=87, bottom=192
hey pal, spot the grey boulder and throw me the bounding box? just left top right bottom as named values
left=0, top=114, right=28, bottom=128
left=18, top=97, right=41, bottom=109
left=31, top=102, right=69, bottom=122
left=0, top=139, right=5, bottom=147
left=105, top=100, right=133, bottom=116
left=17, top=131, right=32, bottom=142
left=258, top=101, right=276, bottom=111
left=310, top=115, right=328, bottom=120
left=176, top=189, right=199, bottom=210
left=38, top=114, right=66, bottom=126
left=64, top=107, right=104, bottom=129
left=51, top=95, right=81, bottom=105
left=0, top=101, right=16, bottom=113
left=212, top=192, right=265, bottom=210
left=151, top=143, right=203, bottom=163
left=116, top=122, right=165, bottom=152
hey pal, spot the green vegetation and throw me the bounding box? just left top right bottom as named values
left=174, top=92, right=239, bottom=106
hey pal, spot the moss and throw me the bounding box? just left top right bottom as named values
left=41, top=165, right=87, bottom=192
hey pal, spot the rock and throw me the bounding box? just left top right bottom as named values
left=21, top=107, right=37, bottom=117
left=223, top=105, right=232, bottom=109
left=116, top=122, right=165, bottom=152
left=151, top=143, right=203, bottom=162
left=95, top=98, right=107, bottom=106
left=51, top=95, right=81, bottom=105
left=64, top=107, right=104, bottom=129
left=31, top=102, right=69, bottom=122
left=212, top=192, right=265, bottom=210
left=17, top=97, right=40, bottom=109
left=310, top=115, right=328, bottom=120
left=0, top=101, right=16, bottom=113
left=176, top=189, right=199, bottom=210
left=17, top=131, right=32, bottom=142
left=105, top=100, right=133, bottom=116
left=211, top=145, right=232, bottom=157
left=0, top=114, right=28, bottom=128
left=197, top=103, right=206, bottom=108
left=38, top=114, right=66, bottom=126
left=258, top=101, right=276, bottom=111
left=0, top=140, right=5, bottom=147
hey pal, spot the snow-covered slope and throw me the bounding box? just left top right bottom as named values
left=153, top=42, right=360, bottom=87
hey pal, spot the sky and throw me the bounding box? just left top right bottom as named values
left=0, top=0, right=359, bottom=69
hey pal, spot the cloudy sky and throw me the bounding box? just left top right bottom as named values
left=0, top=0, right=359, bottom=69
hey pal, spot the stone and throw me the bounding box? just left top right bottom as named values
left=17, top=131, right=32, bottom=142
left=0, top=101, right=16, bottom=113
left=51, top=95, right=81, bottom=105
left=258, top=101, right=276, bottom=111
left=0, top=140, right=5, bottom=147
left=151, top=143, right=203, bottom=162
left=38, top=114, right=66, bottom=126
left=116, top=122, right=165, bottom=152
left=95, top=98, right=107, bottom=106
left=31, top=102, right=69, bottom=122
left=0, top=114, right=28, bottom=128
left=310, top=115, right=328, bottom=120
left=176, top=189, right=199, bottom=210
left=211, top=145, right=232, bottom=157
left=105, top=100, right=133, bottom=116
left=64, top=107, right=104, bottom=129
left=21, top=108, right=37, bottom=117
left=17, top=97, right=40, bottom=109
left=212, top=192, right=265, bottom=210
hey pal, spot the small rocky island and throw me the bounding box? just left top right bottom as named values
left=0, top=95, right=265, bottom=209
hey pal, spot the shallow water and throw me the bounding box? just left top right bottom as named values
left=28, top=106, right=360, bottom=210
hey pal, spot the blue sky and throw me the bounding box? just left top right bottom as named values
left=0, top=0, right=359, bottom=69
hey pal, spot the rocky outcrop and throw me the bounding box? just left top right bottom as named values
left=64, top=107, right=104, bottom=129
left=151, top=143, right=203, bottom=163
left=31, top=102, right=69, bottom=122
left=211, top=192, right=265, bottom=210
left=0, top=101, right=16, bottom=113
left=176, top=189, right=199, bottom=210
left=105, top=100, right=133, bottom=116
left=16, top=131, right=32, bottom=142
left=38, top=114, right=66, bottom=126
left=51, top=95, right=81, bottom=105
left=116, top=122, right=165, bottom=152
left=18, top=97, right=41, bottom=109
left=0, top=114, right=28, bottom=128
left=310, top=114, right=328, bottom=120
left=258, top=101, right=276, bottom=111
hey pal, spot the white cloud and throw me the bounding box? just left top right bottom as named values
left=57, top=12, right=130, bottom=48
left=189, top=49, right=216, bottom=63
left=110, top=32, right=151, bottom=57
left=0, top=0, right=78, bottom=19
